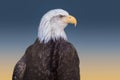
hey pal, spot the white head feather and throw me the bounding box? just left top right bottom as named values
left=38, top=9, right=69, bottom=43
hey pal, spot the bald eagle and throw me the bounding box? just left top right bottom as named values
left=12, top=9, right=80, bottom=80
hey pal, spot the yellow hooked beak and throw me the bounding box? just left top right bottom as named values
left=63, top=15, right=77, bottom=26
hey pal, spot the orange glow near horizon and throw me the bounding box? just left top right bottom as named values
left=81, top=62, right=120, bottom=80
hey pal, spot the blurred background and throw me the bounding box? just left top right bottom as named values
left=0, top=0, right=120, bottom=80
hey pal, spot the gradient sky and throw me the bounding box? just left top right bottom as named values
left=0, top=0, right=120, bottom=80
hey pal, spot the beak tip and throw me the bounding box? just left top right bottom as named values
left=74, top=24, right=77, bottom=27
left=74, top=21, right=77, bottom=27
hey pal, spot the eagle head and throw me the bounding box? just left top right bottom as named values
left=38, top=9, right=77, bottom=43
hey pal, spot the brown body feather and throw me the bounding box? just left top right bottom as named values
left=12, top=39, right=80, bottom=80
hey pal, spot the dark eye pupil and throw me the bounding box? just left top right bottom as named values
left=59, top=15, right=65, bottom=18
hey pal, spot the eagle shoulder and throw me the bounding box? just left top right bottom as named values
left=57, top=41, right=80, bottom=80
left=12, top=45, right=33, bottom=80
left=12, top=55, right=26, bottom=80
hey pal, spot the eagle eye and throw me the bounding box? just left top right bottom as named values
left=59, top=15, right=65, bottom=18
